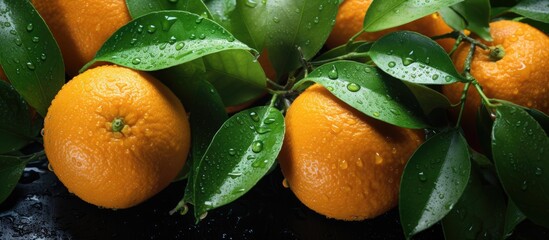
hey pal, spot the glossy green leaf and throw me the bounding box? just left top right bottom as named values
left=0, top=155, right=30, bottom=204
left=297, top=61, right=428, bottom=129
left=439, top=7, right=466, bottom=31
left=126, top=0, right=212, bottom=19
left=492, top=102, right=549, bottom=228
left=510, top=0, right=549, bottom=23
left=159, top=66, right=228, bottom=183
left=525, top=108, right=549, bottom=135
left=370, top=31, right=463, bottom=85
left=404, top=82, right=451, bottom=115
left=446, top=0, right=492, bottom=41
left=264, top=0, right=339, bottom=76
left=207, top=0, right=339, bottom=77
left=503, top=200, right=526, bottom=238
left=82, top=11, right=252, bottom=72
left=0, top=81, right=34, bottom=154
left=192, top=106, right=285, bottom=220
left=363, top=0, right=463, bottom=32
left=0, top=0, right=65, bottom=116
left=441, top=163, right=505, bottom=240
left=477, top=104, right=495, bottom=157
left=400, top=130, right=471, bottom=238
left=157, top=49, right=266, bottom=107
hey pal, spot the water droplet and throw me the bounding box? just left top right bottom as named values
left=263, top=118, right=276, bottom=124
left=347, top=83, right=360, bottom=92
left=199, top=33, right=206, bottom=39
left=14, top=38, right=22, bottom=46
left=137, top=25, right=144, bottom=33
left=326, top=86, right=334, bottom=91
left=245, top=0, right=258, bottom=8
left=228, top=36, right=235, bottom=42
left=535, top=167, right=543, bottom=176
left=438, top=193, right=445, bottom=199
left=26, top=62, right=35, bottom=70
left=159, top=43, right=167, bottom=50
left=339, top=160, right=348, bottom=169
left=445, top=76, right=453, bottom=82
left=521, top=180, right=528, bottom=191
left=418, top=172, right=427, bottom=182
left=26, top=23, right=33, bottom=32
left=228, top=172, right=242, bottom=178
left=251, top=140, right=263, bottom=153
left=168, top=0, right=178, bottom=3
left=313, top=17, right=319, bottom=24
left=432, top=74, right=439, bottom=81
left=147, top=24, right=157, bottom=33
left=195, top=16, right=204, bottom=24
left=131, top=58, right=141, bottom=65
left=273, top=17, right=280, bottom=23
left=130, top=38, right=138, bottom=45
left=403, top=57, right=414, bottom=66
left=189, top=34, right=196, bottom=40
left=373, top=112, right=380, bottom=117
left=327, top=65, right=339, bottom=80
left=249, top=112, right=259, bottom=122
left=388, top=61, right=396, bottom=68
left=40, top=53, right=47, bottom=61
left=162, top=16, right=178, bottom=31
left=175, top=42, right=185, bottom=50
left=375, top=153, right=384, bottom=165
left=228, top=148, right=236, bottom=156
left=318, top=4, right=324, bottom=11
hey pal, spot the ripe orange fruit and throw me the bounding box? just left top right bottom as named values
left=278, top=84, right=424, bottom=220
left=31, top=0, right=131, bottom=76
left=442, top=20, right=549, bottom=130
left=327, top=0, right=455, bottom=52
left=43, top=65, right=190, bottom=209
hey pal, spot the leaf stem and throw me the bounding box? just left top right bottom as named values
left=346, top=29, right=366, bottom=51
left=268, top=94, right=279, bottom=108
left=310, top=52, right=370, bottom=66
left=266, top=78, right=285, bottom=90
left=455, top=82, right=471, bottom=128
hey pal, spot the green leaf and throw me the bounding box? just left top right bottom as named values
left=492, top=102, right=549, bottom=228
left=441, top=163, right=506, bottom=240
left=477, top=104, right=495, bottom=157
left=370, top=31, right=463, bottom=85
left=126, top=0, right=212, bottom=19
left=157, top=49, right=266, bottom=107
left=503, top=200, right=526, bottom=238
left=439, top=7, right=466, bottom=31
left=525, top=108, right=549, bottom=135
left=0, top=81, right=34, bottom=154
left=297, top=61, right=428, bottom=129
left=510, top=0, right=549, bottom=23
left=207, top=0, right=339, bottom=77
left=0, top=0, right=65, bottom=116
left=400, top=130, right=471, bottom=238
left=404, top=82, right=451, bottom=115
left=192, top=106, right=285, bottom=220
left=82, top=10, right=252, bottom=72
left=0, top=155, right=30, bottom=204
left=363, top=0, right=463, bottom=32
left=447, top=0, right=492, bottom=41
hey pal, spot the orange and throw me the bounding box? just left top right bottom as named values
left=442, top=20, right=549, bottom=130
left=31, top=0, right=131, bottom=76
left=327, top=0, right=455, bottom=52
left=278, top=84, right=424, bottom=220
left=43, top=65, right=190, bottom=209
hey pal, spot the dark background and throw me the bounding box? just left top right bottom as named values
left=0, top=160, right=444, bottom=240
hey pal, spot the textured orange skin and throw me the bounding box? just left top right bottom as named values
left=278, top=84, right=424, bottom=221
left=32, top=0, right=131, bottom=76
left=44, top=66, right=190, bottom=209
left=327, top=0, right=455, bottom=52
left=442, top=20, right=549, bottom=130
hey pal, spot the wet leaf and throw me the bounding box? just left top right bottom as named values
left=192, top=106, right=285, bottom=220
left=503, top=199, right=526, bottom=238
left=296, top=61, right=428, bottom=129
left=0, top=0, right=64, bottom=116
left=492, top=102, right=549, bottom=228
left=0, top=81, right=34, bottom=154
left=363, top=0, right=462, bottom=32
left=510, top=0, right=549, bottom=23
left=82, top=11, right=252, bottom=72
left=206, top=0, right=339, bottom=77
left=370, top=31, right=463, bottom=85
left=0, top=155, right=31, bottom=204
left=525, top=108, right=549, bottom=135
left=126, top=0, right=212, bottom=19
left=442, top=0, right=492, bottom=41
left=404, top=82, right=451, bottom=115
left=441, top=163, right=505, bottom=240
left=400, top=130, right=471, bottom=238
